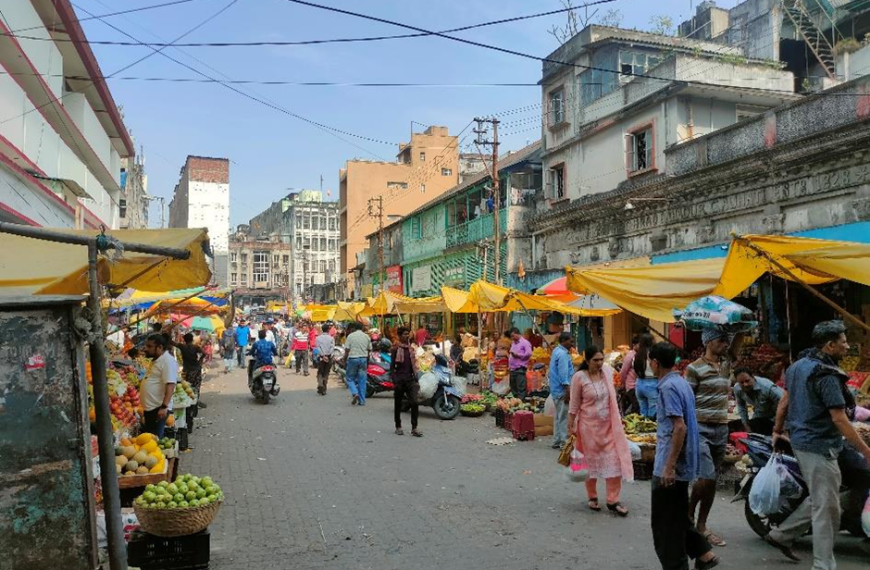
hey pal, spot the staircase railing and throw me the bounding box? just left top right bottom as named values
left=781, top=0, right=838, bottom=80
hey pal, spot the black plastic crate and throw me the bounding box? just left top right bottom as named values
left=127, top=530, right=210, bottom=570
left=632, top=460, right=653, bottom=481
left=494, top=408, right=505, bottom=428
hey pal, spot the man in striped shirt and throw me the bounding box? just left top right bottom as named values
left=685, top=329, right=739, bottom=549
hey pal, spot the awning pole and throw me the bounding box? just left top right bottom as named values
left=739, top=238, right=870, bottom=334
left=87, top=241, right=128, bottom=570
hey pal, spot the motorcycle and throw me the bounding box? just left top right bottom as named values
left=331, top=345, right=347, bottom=383
left=733, top=433, right=868, bottom=538
left=249, top=363, right=280, bottom=404
left=411, top=355, right=461, bottom=420
left=365, top=340, right=394, bottom=398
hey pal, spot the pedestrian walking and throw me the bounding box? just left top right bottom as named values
left=568, top=345, right=634, bottom=515
left=765, top=321, right=870, bottom=569
left=176, top=332, right=207, bottom=408
left=732, top=367, right=783, bottom=435
left=235, top=320, right=251, bottom=368
left=619, top=335, right=641, bottom=415
left=314, top=324, right=335, bottom=395
left=344, top=322, right=372, bottom=406
left=221, top=325, right=235, bottom=373
left=685, top=329, right=738, bottom=547
left=391, top=327, right=423, bottom=437
left=649, top=341, right=718, bottom=570
left=508, top=327, right=532, bottom=400
left=548, top=332, right=574, bottom=449
left=293, top=324, right=310, bottom=376
left=141, top=334, right=178, bottom=438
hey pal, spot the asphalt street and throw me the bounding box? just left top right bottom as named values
left=187, top=365, right=870, bottom=570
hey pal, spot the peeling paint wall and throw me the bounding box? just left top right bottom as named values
left=0, top=302, right=96, bottom=570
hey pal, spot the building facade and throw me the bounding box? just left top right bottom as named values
left=339, top=125, right=461, bottom=293
left=228, top=225, right=291, bottom=306
left=119, top=153, right=148, bottom=229
left=0, top=0, right=134, bottom=229
left=169, top=156, right=230, bottom=284
left=238, top=190, right=339, bottom=303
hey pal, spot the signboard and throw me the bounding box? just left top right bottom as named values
left=444, top=265, right=464, bottom=287
left=411, top=266, right=432, bottom=293
left=385, top=265, right=403, bottom=294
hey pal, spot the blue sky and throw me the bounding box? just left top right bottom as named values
left=78, top=0, right=741, bottom=227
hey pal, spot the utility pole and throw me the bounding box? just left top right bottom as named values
left=368, top=196, right=385, bottom=294
left=474, top=117, right=500, bottom=284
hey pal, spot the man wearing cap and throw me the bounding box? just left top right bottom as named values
left=685, top=329, right=739, bottom=548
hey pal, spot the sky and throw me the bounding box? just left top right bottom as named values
left=77, top=0, right=743, bottom=227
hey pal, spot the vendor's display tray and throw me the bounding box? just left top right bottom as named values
left=118, top=457, right=171, bottom=489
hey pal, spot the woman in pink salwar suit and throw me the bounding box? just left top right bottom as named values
left=568, top=345, right=634, bottom=516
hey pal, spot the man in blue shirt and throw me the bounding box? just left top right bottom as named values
left=234, top=320, right=251, bottom=367
left=649, top=342, right=718, bottom=570
left=547, top=332, right=574, bottom=449
left=247, top=329, right=277, bottom=385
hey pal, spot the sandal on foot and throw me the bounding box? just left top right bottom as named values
left=695, top=555, right=720, bottom=570
left=607, top=502, right=629, bottom=517
left=703, top=531, right=727, bottom=547
left=587, top=498, right=602, bottom=511
left=395, top=428, right=404, bottom=435
left=411, top=430, right=423, bottom=437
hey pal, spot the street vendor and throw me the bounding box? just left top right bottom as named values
left=141, top=333, right=178, bottom=438
left=509, top=327, right=532, bottom=399
left=176, top=333, right=207, bottom=409
left=732, top=367, right=783, bottom=436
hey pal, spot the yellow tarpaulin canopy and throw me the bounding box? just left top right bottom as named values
left=441, top=287, right=479, bottom=313
left=442, top=281, right=622, bottom=317
left=566, top=235, right=867, bottom=322
left=0, top=228, right=211, bottom=296
left=361, top=291, right=446, bottom=316
left=335, top=301, right=366, bottom=322
left=301, top=304, right=338, bottom=322
left=144, top=296, right=225, bottom=318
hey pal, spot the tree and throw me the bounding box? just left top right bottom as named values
left=599, top=8, right=623, bottom=28
left=548, top=0, right=599, bottom=45
left=648, top=15, right=675, bottom=36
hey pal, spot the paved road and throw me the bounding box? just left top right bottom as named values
left=187, top=366, right=869, bottom=570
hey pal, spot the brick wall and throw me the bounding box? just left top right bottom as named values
left=186, top=156, right=229, bottom=184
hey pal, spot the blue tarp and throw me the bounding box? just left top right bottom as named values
left=650, top=222, right=870, bottom=265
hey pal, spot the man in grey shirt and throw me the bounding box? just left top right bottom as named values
left=314, top=324, right=336, bottom=396
left=344, top=323, right=372, bottom=406
left=732, top=367, right=783, bottom=436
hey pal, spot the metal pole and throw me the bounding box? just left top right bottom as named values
left=87, top=241, right=128, bottom=570
left=378, top=196, right=385, bottom=296
left=491, top=119, right=501, bottom=285
left=0, top=222, right=190, bottom=258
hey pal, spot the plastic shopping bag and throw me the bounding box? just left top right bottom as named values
left=749, top=454, right=800, bottom=515
left=862, top=496, right=870, bottom=537
left=543, top=395, right=556, bottom=417
left=565, top=450, right=589, bottom=483
left=628, top=440, right=642, bottom=461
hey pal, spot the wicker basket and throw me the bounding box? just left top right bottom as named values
left=460, top=408, right=486, bottom=417
left=133, top=500, right=222, bottom=537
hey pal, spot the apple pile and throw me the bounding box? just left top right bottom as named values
left=134, top=474, right=223, bottom=509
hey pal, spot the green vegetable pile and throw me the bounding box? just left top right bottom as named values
left=134, top=474, right=223, bottom=509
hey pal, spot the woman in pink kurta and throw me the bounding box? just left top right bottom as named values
left=568, top=345, right=634, bottom=516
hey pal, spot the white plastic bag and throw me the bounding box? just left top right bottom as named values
left=564, top=450, right=589, bottom=482
left=543, top=395, right=556, bottom=417
left=628, top=440, right=642, bottom=461
left=749, top=454, right=800, bottom=515
left=491, top=378, right=510, bottom=395
left=418, top=372, right=438, bottom=400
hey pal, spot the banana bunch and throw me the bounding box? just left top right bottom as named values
left=628, top=434, right=657, bottom=444
left=622, top=413, right=658, bottom=434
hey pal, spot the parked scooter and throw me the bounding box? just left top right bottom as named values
left=331, top=345, right=347, bottom=383
left=733, top=433, right=868, bottom=538
left=365, top=339, right=394, bottom=398
left=412, top=355, right=461, bottom=420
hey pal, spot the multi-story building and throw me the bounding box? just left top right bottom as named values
left=237, top=190, right=339, bottom=303
left=0, top=0, right=134, bottom=229
left=228, top=224, right=291, bottom=306
left=338, top=125, right=461, bottom=295
left=119, top=152, right=148, bottom=229
left=359, top=141, right=542, bottom=299
left=168, top=156, right=230, bottom=284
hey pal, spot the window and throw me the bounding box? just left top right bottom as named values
left=274, top=274, right=282, bottom=286
left=320, top=260, right=327, bottom=272
left=441, top=168, right=453, bottom=176
left=421, top=184, right=426, bottom=194
left=628, top=127, right=654, bottom=172
left=295, top=236, right=302, bottom=249
left=253, top=251, right=269, bottom=283
left=548, top=164, right=565, bottom=200
left=319, top=238, right=326, bottom=251
left=329, top=259, right=336, bottom=271
left=387, top=181, right=408, bottom=190
left=410, top=217, right=422, bottom=239
left=328, top=217, right=337, bottom=230
left=446, top=200, right=456, bottom=227
left=328, top=239, right=336, bottom=251
left=273, top=255, right=279, bottom=266
left=302, top=215, right=310, bottom=230
left=549, top=88, right=565, bottom=125
left=230, top=252, right=237, bottom=262
left=241, top=273, right=248, bottom=285
left=419, top=152, right=426, bottom=162
left=230, top=273, right=237, bottom=285
left=619, top=50, right=661, bottom=83
left=240, top=253, right=248, bottom=265
left=283, top=255, right=289, bottom=264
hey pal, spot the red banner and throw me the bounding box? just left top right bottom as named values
left=385, top=265, right=403, bottom=294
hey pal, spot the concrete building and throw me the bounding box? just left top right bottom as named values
left=168, top=156, right=230, bottom=284
left=119, top=152, right=148, bottom=229
left=339, top=125, right=461, bottom=294
left=244, top=190, right=339, bottom=302
left=228, top=224, right=291, bottom=306
left=0, top=0, right=134, bottom=228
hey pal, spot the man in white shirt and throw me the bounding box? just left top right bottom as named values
left=142, top=333, right=178, bottom=438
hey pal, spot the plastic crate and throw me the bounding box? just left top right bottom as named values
left=503, top=412, right=514, bottom=432
left=632, top=460, right=653, bottom=481
left=494, top=408, right=505, bottom=428
left=513, top=429, right=535, bottom=441
left=127, top=530, right=210, bottom=570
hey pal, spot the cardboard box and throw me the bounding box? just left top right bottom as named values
left=533, top=413, right=553, bottom=428
left=535, top=425, right=554, bottom=437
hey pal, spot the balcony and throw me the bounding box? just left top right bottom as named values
left=446, top=209, right=506, bottom=249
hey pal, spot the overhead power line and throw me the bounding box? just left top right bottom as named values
left=6, top=0, right=201, bottom=35
left=2, top=0, right=618, bottom=47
